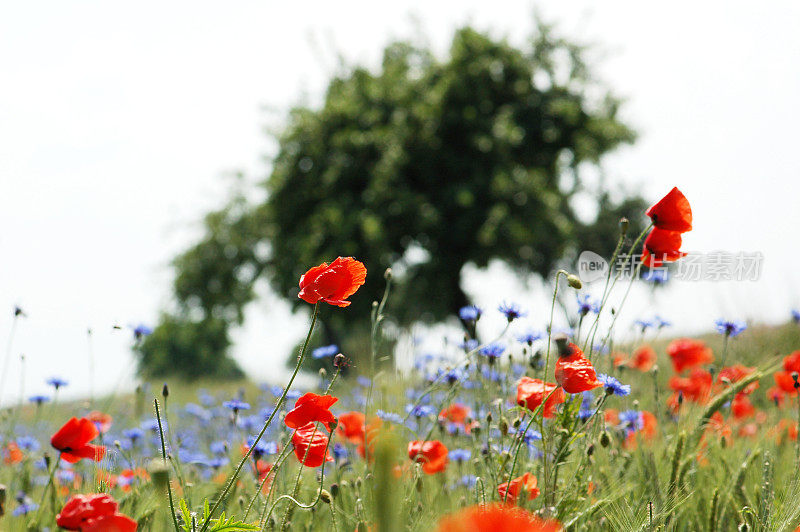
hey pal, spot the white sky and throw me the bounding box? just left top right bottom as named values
left=1, top=1, right=799, bottom=403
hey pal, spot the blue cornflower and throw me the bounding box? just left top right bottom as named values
left=458, top=305, right=482, bottom=322
left=792, top=309, right=800, bottom=323
left=28, top=395, right=50, bottom=405
left=375, top=410, right=404, bottom=424
left=619, top=410, right=643, bottom=433
left=498, top=301, right=527, bottom=322
left=458, top=338, right=479, bottom=352
left=312, top=344, right=339, bottom=359
left=478, top=343, right=505, bottom=360
left=132, top=323, right=153, bottom=341
left=634, top=319, right=653, bottom=332
left=576, top=294, right=599, bottom=316
left=222, top=399, right=250, bottom=413
left=333, top=442, right=348, bottom=461
left=448, top=449, right=472, bottom=462
left=654, top=315, right=672, bottom=329
left=13, top=502, right=38, bottom=516
left=715, top=319, right=747, bottom=338
left=16, top=436, right=40, bottom=451
left=123, top=428, right=145, bottom=443
left=405, top=404, right=435, bottom=418
left=184, top=403, right=211, bottom=421
left=246, top=437, right=278, bottom=457
left=516, top=330, right=543, bottom=345
left=460, top=475, right=478, bottom=488
left=286, top=390, right=303, bottom=400
left=597, top=374, right=631, bottom=396
left=141, top=418, right=163, bottom=432
left=46, top=377, right=68, bottom=390
left=593, top=343, right=610, bottom=355
left=642, top=269, right=669, bottom=285
left=209, top=441, right=228, bottom=455
left=208, top=456, right=229, bottom=469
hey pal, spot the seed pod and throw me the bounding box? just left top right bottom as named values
left=148, top=458, right=170, bottom=490
left=600, top=431, right=611, bottom=448
left=319, top=489, right=332, bottom=504
left=330, top=483, right=339, bottom=498
left=566, top=274, right=582, bottom=289
left=619, top=217, right=629, bottom=234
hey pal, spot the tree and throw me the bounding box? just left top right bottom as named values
left=136, top=22, right=646, bottom=378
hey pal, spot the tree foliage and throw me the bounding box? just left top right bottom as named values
left=136, top=22, right=647, bottom=377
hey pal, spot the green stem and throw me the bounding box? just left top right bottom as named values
left=200, top=302, right=320, bottom=532
left=155, top=399, right=181, bottom=532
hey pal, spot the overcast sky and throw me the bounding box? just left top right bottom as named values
left=1, top=1, right=799, bottom=404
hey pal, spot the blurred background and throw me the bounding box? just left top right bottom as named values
left=1, top=1, right=799, bottom=404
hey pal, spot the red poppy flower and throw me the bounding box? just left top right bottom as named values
left=668, top=368, right=713, bottom=403
left=51, top=417, right=106, bottom=463
left=336, top=411, right=366, bottom=445
left=631, top=345, right=656, bottom=372
left=641, top=228, right=686, bottom=267
left=407, top=440, right=448, bottom=474
left=87, top=411, right=113, bottom=434
left=291, top=422, right=333, bottom=467
left=439, top=403, right=471, bottom=425
left=646, top=187, right=693, bottom=233
left=605, top=408, right=620, bottom=425
left=554, top=343, right=602, bottom=394
left=284, top=393, right=338, bottom=432
left=56, top=493, right=137, bottom=531
left=516, top=377, right=566, bottom=418
left=717, top=364, right=758, bottom=395
left=773, top=371, right=799, bottom=394
left=667, top=339, right=713, bottom=373
left=498, top=473, right=540, bottom=503
left=731, top=393, right=755, bottom=419
left=298, top=257, right=367, bottom=307
left=4, top=442, right=23, bottom=464
left=783, top=350, right=800, bottom=372
left=435, top=503, right=561, bottom=532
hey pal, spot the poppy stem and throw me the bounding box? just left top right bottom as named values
left=200, top=302, right=320, bottom=532
left=154, top=399, right=181, bottom=532
left=32, top=452, right=60, bottom=525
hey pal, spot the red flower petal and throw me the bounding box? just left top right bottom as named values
left=646, top=186, right=693, bottom=232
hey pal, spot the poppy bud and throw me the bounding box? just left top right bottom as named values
left=238, top=496, right=245, bottom=509
left=357, top=522, right=368, bottom=532
left=512, top=417, right=522, bottom=429
left=415, top=476, right=423, bottom=492
left=162, top=383, right=169, bottom=398
left=319, top=489, right=332, bottom=504
left=600, top=431, right=611, bottom=448
left=114, top=440, right=122, bottom=450
left=587, top=443, right=595, bottom=457
left=355, top=477, right=362, bottom=489
left=333, top=353, right=346, bottom=369
left=0, top=484, right=5, bottom=517
left=499, top=417, right=509, bottom=436
left=566, top=274, right=582, bottom=289
left=553, top=334, right=570, bottom=357
left=738, top=523, right=749, bottom=532
left=485, top=412, right=493, bottom=423
left=619, top=217, right=629, bottom=235
left=384, top=268, right=393, bottom=280
left=44, top=453, right=51, bottom=469
left=319, top=368, right=327, bottom=379
left=148, top=458, right=170, bottom=490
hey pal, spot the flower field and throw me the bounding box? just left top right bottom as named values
left=4, top=188, right=800, bottom=531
